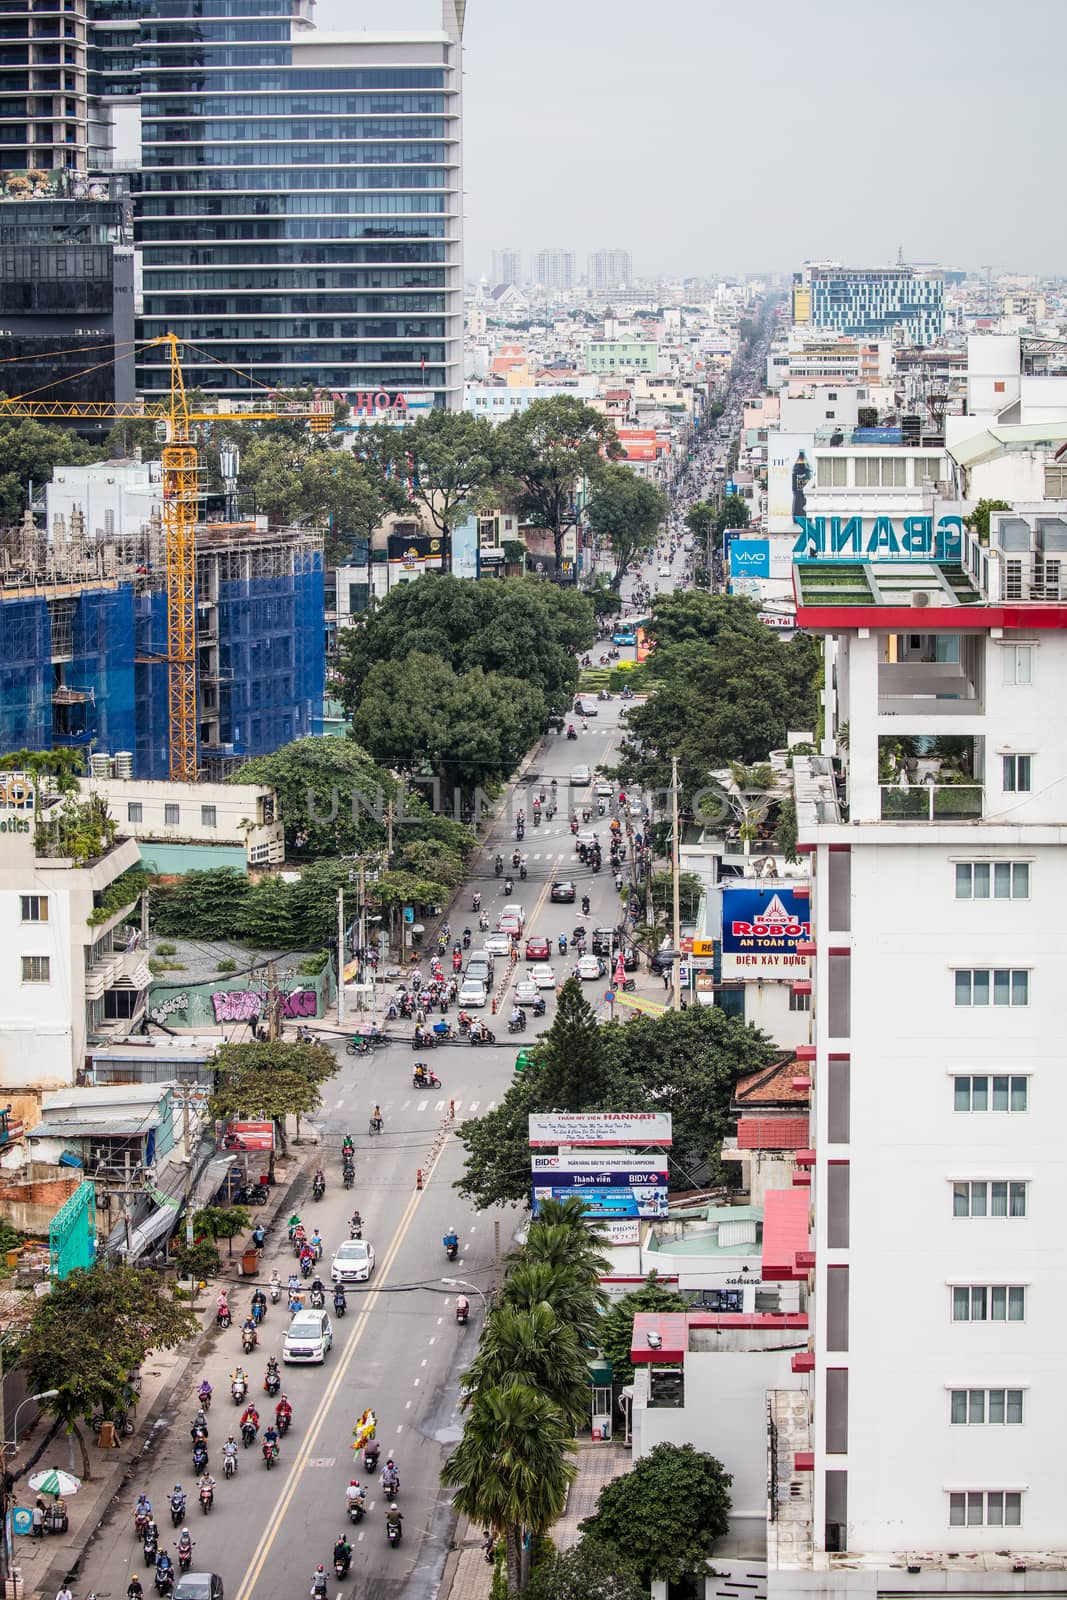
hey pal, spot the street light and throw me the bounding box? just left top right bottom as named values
left=4, top=1390, right=59, bottom=1452
left=441, top=1276, right=488, bottom=1312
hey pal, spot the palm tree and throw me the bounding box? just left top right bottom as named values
left=499, top=1260, right=605, bottom=1346
left=519, top=1217, right=610, bottom=1286
left=442, top=1383, right=577, bottom=1593
left=463, top=1303, right=590, bottom=1428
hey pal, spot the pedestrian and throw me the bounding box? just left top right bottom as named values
left=57, top=1584, right=73, bottom=1600
left=662, top=969, right=671, bottom=992
left=32, top=1498, right=45, bottom=1538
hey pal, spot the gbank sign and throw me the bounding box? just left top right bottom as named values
left=792, top=511, right=965, bottom=560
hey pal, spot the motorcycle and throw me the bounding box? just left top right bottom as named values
left=472, top=893, right=481, bottom=911
left=223, top=1451, right=237, bottom=1480
left=347, top=1497, right=365, bottom=1525
left=170, top=1493, right=186, bottom=1527
left=444, top=1238, right=459, bottom=1262
left=135, top=1509, right=151, bottom=1540
left=312, top=1176, right=325, bottom=1201
left=198, top=1484, right=213, bottom=1515
left=456, top=1302, right=469, bottom=1326
left=241, top=1326, right=256, bottom=1354
left=269, top=1279, right=281, bottom=1304
left=241, top=1419, right=257, bottom=1448
left=507, top=1014, right=526, bottom=1034
left=531, top=996, right=547, bottom=1017
left=143, top=1529, right=158, bottom=1567
left=519, top=862, right=527, bottom=879
left=309, top=1286, right=325, bottom=1310
left=462, top=928, right=471, bottom=948
left=413, top=1068, right=441, bottom=1089
left=262, top=1439, right=279, bottom=1470
left=155, top=1563, right=175, bottom=1596
left=333, top=1289, right=347, bottom=1317
left=468, top=1028, right=496, bottom=1046
left=566, top=726, right=578, bottom=740
left=300, top=1254, right=313, bottom=1278
left=558, top=935, right=568, bottom=954
left=494, top=857, right=503, bottom=877
left=342, top=1164, right=355, bottom=1189
left=190, top=1409, right=208, bottom=1439
left=264, top=1364, right=281, bottom=1398
left=387, top=1519, right=402, bottom=1547
left=581, top=896, right=591, bottom=915
left=177, top=1539, right=193, bottom=1574
left=345, top=1036, right=369, bottom=1056
left=532, top=811, right=541, bottom=827
left=192, top=1443, right=208, bottom=1476
left=350, top=1219, right=363, bottom=1240
left=277, top=1409, right=291, bottom=1437
left=364, top=1442, right=380, bottom=1473
left=215, top=1303, right=231, bottom=1330
left=198, top=1382, right=212, bottom=1411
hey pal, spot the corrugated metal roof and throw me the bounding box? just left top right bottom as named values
left=29, top=1116, right=160, bottom=1139
left=737, top=1115, right=810, bottom=1150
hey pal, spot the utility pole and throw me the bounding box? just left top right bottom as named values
left=180, top=1088, right=194, bottom=1247
left=336, top=886, right=345, bottom=1028
left=671, top=755, right=682, bottom=1012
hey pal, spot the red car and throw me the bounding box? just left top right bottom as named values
left=524, top=936, right=551, bottom=961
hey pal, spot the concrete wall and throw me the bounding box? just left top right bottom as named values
left=148, top=965, right=334, bottom=1029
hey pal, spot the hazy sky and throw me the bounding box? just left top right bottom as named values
left=315, top=0, right=1066, bottom=280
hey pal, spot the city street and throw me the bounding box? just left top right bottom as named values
left=71, top=690, right=646, bottom=1600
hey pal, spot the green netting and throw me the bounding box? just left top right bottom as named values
left=49, top=1179, right=96, bottom=1281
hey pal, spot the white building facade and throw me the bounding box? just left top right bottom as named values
left=781, top=501, right=1067, bottom=1590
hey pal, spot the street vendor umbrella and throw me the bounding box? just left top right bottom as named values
left=29, top=1468, right=80, bottom=1497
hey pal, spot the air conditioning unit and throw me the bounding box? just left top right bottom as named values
left=912, top=591, right=932, bottom=607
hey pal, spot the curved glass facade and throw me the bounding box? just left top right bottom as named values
left=135, top=1, right=462, bottom=405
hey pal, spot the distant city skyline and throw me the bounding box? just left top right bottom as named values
left=317, top=0, right=1066, bottom=278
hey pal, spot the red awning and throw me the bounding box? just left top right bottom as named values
left=736, top=1115, right=810, bottom=1150
left=630, top=1312, right=688, bottom=1364
left=762, top=1188, right=810, bottom=1281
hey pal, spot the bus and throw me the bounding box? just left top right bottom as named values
left=612, top=621, right=638, bottom=647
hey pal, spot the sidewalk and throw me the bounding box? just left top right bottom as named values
left=6, top=1140, right=310, bottom=1600
left=441, top=1440, right=631, bottom=1600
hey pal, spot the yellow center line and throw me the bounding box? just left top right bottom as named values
left=233, top=1134, right=450, bottom=1600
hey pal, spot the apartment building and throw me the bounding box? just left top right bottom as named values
left=794, top=264, right=945, bottom=346
left=532, top=248, right=574, bottom=292
left=771, top=501, right=1067, bottom=1593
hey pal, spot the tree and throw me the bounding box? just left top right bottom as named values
left=0, top=416, right=97, bottom=524
left=391, top=409, right=497, bottom=559
left=230, top=735, right=396, bottom=859
left=209, top=1039, right=337, bottom=1152
left=463, top=1303, right=590, bottom=1428
left=533, top=980, right=615, bottom=1111
left=597, top=1273, right=690, bottom=1386
left=585, top=465, right=667, bottom=587
left=584, top=578, right=624, bottom=624
left=716, top=493, right=751, bottom=537
left=150, top=868, right=252, bottom=943
left=192, top=1205, right=251, bottom=1258
left=20, top=1264, right=197, bottom=1478
left=500, top=1261, right=605, bottom=1347
left=964, top=497, right=1011, bottom=546
left=578, top=1442, right=732, bottom=1587
left=495, top=396, right=619, bottom=573
left=455, top=1070, right=546, bottom=1210
left=685, top=500, right=716, bottom=541
left=441, top=1384, right=577, bottom=1594
left=524, top=1540, right=645, bottom=1600
left=519, top=1196, right=610, bottom=1287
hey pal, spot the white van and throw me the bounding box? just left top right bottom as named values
left=283, top=1308, right=333, bottom=1364
left=569, top=765, right=591, bottom=787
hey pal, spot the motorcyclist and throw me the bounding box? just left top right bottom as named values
left=240, top=1403, right=260, bottom=1438
left=309, top=1275, right=326, bottom=1307
left=443, top=1227, right=459, bottom=1257
left=312, top=1168, right=325, bottom=1197
left=309, top=1228, right=323, bottom=1260
left=333, top=1536, right=352, bottom=1574
left=350, top=1209, right=363, bottom=1236
left=276, top=1394, right=293, bottom=1430
left=177, top=1529, right=192, bottom=1564
left=346, top=1478, right=366, bottom=1513
left=504, top=875, right=513, bottom=895
left=370, top=1104, right=383, bottom=1133
left=197, top=1473, right=215, bottom=1500
left=333, top=1283, right=347, bottom=1313
left=381, top=1456, right=400, bottom=1494
left=472, top=891, right=481, bottom=911
left=136, top=1493, right=153, bottom=1526
left=155, top=1551, right=174, bottom=1586
left=241, top=1315, right=258, bottom=1348
left=311, top=1564, right=328, bottom=1599
left=250, top=1286, right=267, bottom=1318
left=385, top=1505, right=403, bottom=1535
left=231, top=1366, right=247, bottom=1395
left=128, top=1579, right=144, bottom=1600
left=170, top=1483, right=186, bottom=1514
left=197, top=1380, right=212, bottom=1409
left=222, top=1436, right=238, bottom=1469
left=455, top=1293, right=470, bottom=1321
left=262, top=1422, right=279, bottom=1458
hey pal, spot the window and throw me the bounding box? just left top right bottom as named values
left=954, top=1075, right=1028, bottom=1112
left=21, top=954, right=50, bottom=983
left=951, top=1285, right=1025, bottom=1321
left=19, top=894, right=48, bottom=922
left=817, top=457, right=847, bottom=487
left=1001, top=645, right=1033, bottom=686
left=127, top=801, right=143, bottom=823
left=789, top=989, right=811, bottom=1012
left=1044, top=464, right=1067, bottom=498
left=1002, top=755, right=1031, bottom=792
left=854, top=455, right=907, bottom=488
left=952, top=1181, right=1027, bottom=1217
left=164, top=803, right=180, bottom=825
left=201, top=805, right=217, bottom=828
left=950, top=1389, right=1023, bottom=1425
left=955, top=861, right=1029, bottom=899
left=954, top=969, right=1029, bottom=1007
left=912, top=456, right=942, bottom=487
left=949, top=1491, right=1021, bottom=1527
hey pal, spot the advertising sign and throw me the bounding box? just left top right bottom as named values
left=222, top=1120, right=274, bottom=1151
left=532, top=1152, right=668, bottom=1174
left=534, top=1169, right=669, bottom=1188
left=766, top=433, right=815, bottom=534
left=451, top=516, right=479, bottom=581
left=721, top=885, right=811, bottom=977
left=0, top=773, right=35, bottom=810
left=528, top=1112, right=672, bottom=1148
left=602, top=1217, right=641, bottom=1246
left=531, top=1184, right=669, bottom=1219
left=386, top=532, right=444, bottom=571
left=730, top=539, right=770, bottom=578
left=611, top=994, right=668, bottom=1017
left=792, top=506, right=965, bottom=561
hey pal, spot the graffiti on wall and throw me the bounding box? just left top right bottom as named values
left=209, top=988, right=318, bottom=1024
left=150, top=993, right=189, bottom=1025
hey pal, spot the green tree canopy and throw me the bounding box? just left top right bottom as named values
left=462, top=1302, right=590, bottom=1428
left=716, top=492, right=751, bottom=535
left=229, top=735, right=396, bottom=858
left=388, top=408, right=497, bottom=546
left=192, top=1204, right=251, bottom=1257
left=585, top=464, right=667, bottom=587
left=685, top=500, right=716, bottom=540
left=20, top=1264, right=197, bottom=1477
left=495, top=396, right=619, bottom=571
left=579, top=1442, right=733, bottom=1586
left=524, top=1540, right=645, bottom=1600
left=0, top=416, right=98, bottom=523
left=209, top=1039, right=337, bottom=1151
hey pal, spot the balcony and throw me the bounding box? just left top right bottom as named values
left=879, top=782, right=984, bottom=822
left=877, top=660, right=980, bottom=717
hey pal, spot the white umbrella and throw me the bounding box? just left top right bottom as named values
left=28, top=1468, right=80, bottom=1497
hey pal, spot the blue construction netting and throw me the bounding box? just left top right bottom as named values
left=0, top=596, right=50, bottom=752
left=135, top=589, right=170, bottom=780
left=218, top=550, right=325, bottom=759
left=62, top=587, right=137, bottom=758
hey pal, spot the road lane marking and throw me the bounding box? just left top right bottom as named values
left=232, top=1132, right=450, bottom=1600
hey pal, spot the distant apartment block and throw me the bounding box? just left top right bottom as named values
left=491, top=248, right=522, bottom=286
left=588, top=248, right=631, bottom=292
left=532, top=248, right=574, bottom=292
left=794, top=263, right=945, bottom=345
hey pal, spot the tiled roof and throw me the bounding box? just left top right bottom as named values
left=734, top=1055, right=809, bottom=1107
left=736, top=1115, right=810, bottom=1150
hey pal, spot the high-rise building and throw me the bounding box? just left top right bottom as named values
left=532, top=248, right=574, bottom=292
left=588, top=248, right=631, bottom=292
left=491, top=248, right=521, bottom=287
left=795, top=262, right=944, bottom=345
left=780, top=500, right=1067, bottom=1584
left=0, top=0, right=91, bottom=176
left=136, top=0, right=465, bottom=407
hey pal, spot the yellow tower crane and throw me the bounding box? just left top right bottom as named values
left=0, top=333, right=333, bottom=783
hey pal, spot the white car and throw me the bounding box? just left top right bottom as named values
left=530, top=963, right=556, bottom=989
left=283, top=1309, right=333, bottom=1364
left=575, top=830, right=599, bottom=850
left=659, top=564, right=671, bottom=577
left=331, top=1238, right=375, bottom=1284
left=577, top=954, right=605, bottom=980
left=459, top=978, right=488, bottom=1008
left=482, top=932, right=512, bottom=957
left=513, top=979, right=539, bottom=1006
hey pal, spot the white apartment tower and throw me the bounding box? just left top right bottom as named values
left=776, top=505, right=1067, bottom=1595
left=491, top=248, right=522, bottom=287
left=588, top=248, right=632, bottom=292
left=532, top=248, right=574, bottom=292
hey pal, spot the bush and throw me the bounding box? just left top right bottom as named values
left=216, top=958, right=238, bottom=974
left=297, top=950, right=329, bottom=977
left=172, top=1239, right=221, bottom=1280
left=155, top=941, right=177, bottom=956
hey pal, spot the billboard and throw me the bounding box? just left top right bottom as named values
left=766, top=433, right=815, bottom=534
left=721, top=885, right=811, bottom=977
left=528, top=1112, right=672, bottom=1148
left=730, top=539, right=770, bottom=578
left=601, top=1218, right=641, bottom=1246
left=534, top=1169, right=669, bottom=1188
left=222, top=1120, right=274, bottom=1151
left=791, top=505, right=965, bottom=561
left=531, top=1183, right=669, bottom=1219
left=532, top=1152, right=668, bottom=1174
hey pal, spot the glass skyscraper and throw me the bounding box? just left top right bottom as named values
left=134, top=0, right=463, bottom=406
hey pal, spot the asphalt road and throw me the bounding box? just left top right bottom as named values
left=74, top=707, right=644, bottom=1600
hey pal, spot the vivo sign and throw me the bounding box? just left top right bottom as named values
left=729, top=539, right=770, bottom=577
left=792, top=513, right=964, bottom=560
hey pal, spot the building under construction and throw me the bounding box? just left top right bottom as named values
left=0, top=491, right=324, bottom=781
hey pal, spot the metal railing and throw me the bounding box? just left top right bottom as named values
left=879, top=782, right=983, bottom=821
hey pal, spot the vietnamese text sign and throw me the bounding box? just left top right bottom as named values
left=721, top=885, right=811, bottom=977
left=532, top=1183, right=669, bottom=1219
left=601, top=1217, right=641, bottom=1246
left=691, top=938, right=716, bottom=958
left=528, top=1112, right=672, bottom=1148
left=533, top=1169, right=669, bottom=1188
left=224, top=1120, right=275, bottom=1151
left=612, top=994, right=668, bottom=1017
left=532, top=1152, right=667, bottom=1174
